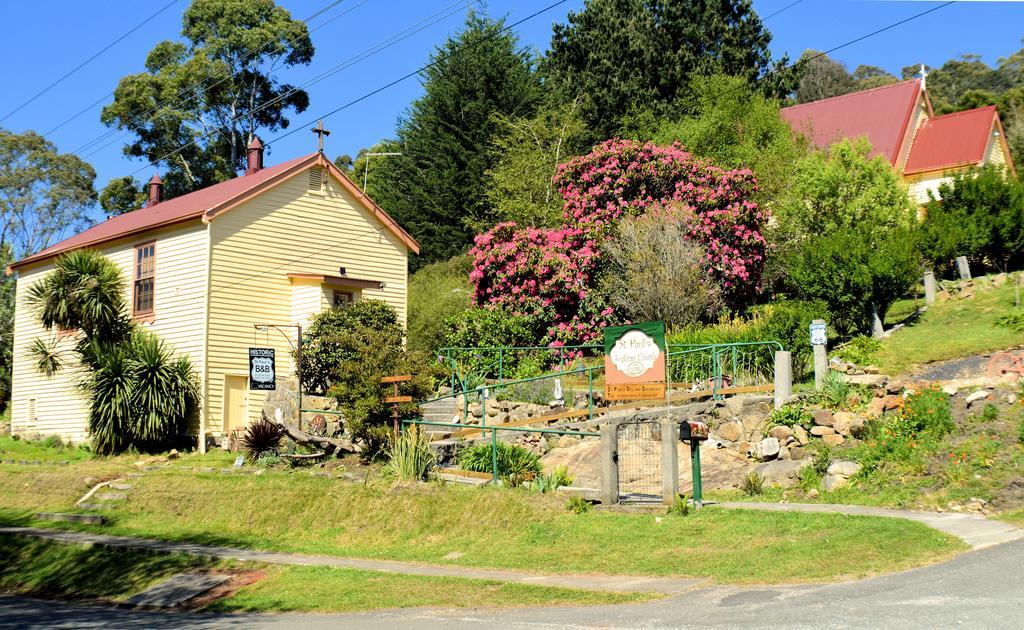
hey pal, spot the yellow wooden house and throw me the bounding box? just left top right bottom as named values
left=8, top=140, right=419, bottom=447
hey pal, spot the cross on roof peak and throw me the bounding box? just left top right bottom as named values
left=311, top=120, right=331, bottom=152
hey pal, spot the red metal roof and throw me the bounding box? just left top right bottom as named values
left=781, top=79, right=923, bottom=165
left=12, top=152, right=419, bottom=270
left=903, top=106, right=998, bottom=175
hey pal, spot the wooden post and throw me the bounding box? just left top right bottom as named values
left=381, top=375, right=413, bottom=440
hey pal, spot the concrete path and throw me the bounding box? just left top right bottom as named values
left=0, top=527, right=702, bottom=595
left=713, top=501, right=1024, bottom=550
left=3, top=539, right=1023, bottom=628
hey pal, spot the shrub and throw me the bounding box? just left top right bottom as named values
left=981, top=403, right=1000, bottom=422
left=566, top=495, right=591, bottom=514
left=441, top=307, right=543, bottom=381
left=241, top=418, right=284, bottom=461
left=750, top=299, right=828, bottom=379
left=384, top=426, right=434, bottom=482
left=458, top=441, right=541, bottom=486
left=1018, top=416, right=1024, bottom=445
left=667, top=494, right=691, bottom=516
left=995, top=310, right=1024, bottom=333
left=895, top=387, right=954, bottom=436
left=834, top=336, right=883, bottom=366
left=766, top=405, right=812, bottom=432
left=407, top=255, right=473, bottom=354
left=534, top=465, right=574, bottom=493
left=41, top=435, right=64, bottom=450
left=469, top=138, right=768, bottom=345
left=798, top=465, right=820, bottom=492
left=810, top=440, right=833, bottom=476
left=601, top=207, right=724, bottom=326
left=742, top=472, right=765, bottom=496
left=819, top=370, right=853, bottom=410
left=302, top=300, right=438, bottom=458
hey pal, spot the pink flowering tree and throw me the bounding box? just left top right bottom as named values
left=470, top=139, right=769, bottom=345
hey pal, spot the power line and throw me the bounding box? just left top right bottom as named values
left=68, top=0, right=357, bottom=156
left=1, top=0, right=181, bottom=124
left=763, top=0, right=804, bottom=22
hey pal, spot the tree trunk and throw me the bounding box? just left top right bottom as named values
left=263, top=411, right=358, bottom=457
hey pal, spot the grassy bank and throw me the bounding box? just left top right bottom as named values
left=876, top=279, right=1022, bottom=376
left=5, top=466, right=963, bottom=584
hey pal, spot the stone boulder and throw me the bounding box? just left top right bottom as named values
left=965, top=390, right=991, bottom=407
left=716, top=421, right=743, bottom=443
left=821, top=434, right=845, bottom=447
left=753, top=437, right=780, bottom=461
left=753, top=459, right=811, bottom=489
left=810, top=426, right=834, bottom=437
left=823, top=460, right=861, bottom=491
left=768, top=425, right=793, bottom=442
left=832, top=412, right=856, bottom=436
left=843, top=374, right=888, bottom=387
left=812, top=409, right=834, bottom=427
left=793, top=425, right=809, bottom=446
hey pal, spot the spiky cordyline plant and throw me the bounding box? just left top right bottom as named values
left=241, top=418, right=285, bottom=462
left=29, top=249, right=199, bottom=455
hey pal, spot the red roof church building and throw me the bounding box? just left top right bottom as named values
left=781, top=75, right=1015, bottom=205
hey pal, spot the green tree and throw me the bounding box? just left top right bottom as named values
left=407, top=255, right=472, bottom=354
left=544, top=0, right=788, bottom=141
left=484, top=101, right=588, bottom=227
left=852, top=65, right=898, bottom=90
left=795, top=50, right=856, bottom=104
left=99, top=176, right=147, bottom=217
left=100, top=0, right=313, bottom=200
left=919, top=166, right=1024, bottom=274
left=0, top=128, right=96, bottom=411
left=778, top=138, right=919, bottom=335
left=366, top=12, right=542, bottom=268
left=628, top=74, right=806, bottom=203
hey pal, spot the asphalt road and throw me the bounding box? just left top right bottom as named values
left=2, top=539, right=1022, bottom=629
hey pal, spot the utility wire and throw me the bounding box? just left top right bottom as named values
left=763, top=0, right=804, bottom=22
left=68, top=0, right=357, bottom=155
left=1, top=0, right=181, bottom=124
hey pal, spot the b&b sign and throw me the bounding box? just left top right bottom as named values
left=604, top=321, right=667, bottom=401
left=249, top=347, right=276, bottom=391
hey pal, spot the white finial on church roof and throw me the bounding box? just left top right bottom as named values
left=920, top=63, right=928, bottom=91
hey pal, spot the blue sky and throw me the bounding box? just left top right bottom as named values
left=2, top=0, right=1023, bottom=216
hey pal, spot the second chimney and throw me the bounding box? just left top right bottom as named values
left=147, top=174, right=163, bottom=207
left=246, top=136, right=264, bottom=175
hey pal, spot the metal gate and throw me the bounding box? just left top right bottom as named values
left=616, top=416, right=663, bottom=503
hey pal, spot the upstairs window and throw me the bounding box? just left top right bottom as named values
left=133, top=242, right=155, bottom=318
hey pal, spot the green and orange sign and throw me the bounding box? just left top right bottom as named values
left=603, top=321, right=666, bottom=401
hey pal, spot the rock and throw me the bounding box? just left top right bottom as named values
left=885, top=379, right=905, bottom=395
left=556, top=435, right=580, bottom=449
left=753, top=437, right=780, bottom=461
left=844, top=374, right=888, bottom=387
left=752, top=459, right=811, bottom=488
left=863, top=365, right=881, bottom=374
left=768, top=425, right=793, bottom=442
left=806, top=488, right=819, bottom=499
left=882, top=395, right=902, bottom=411
left=716, top=421, right=743, bottom=442
left=793, top=425, right=809, bottom=446
left=741, top=414, right=767, bottom=441
left=965, top=390, right=991, bottom=406
left=827, top=460, right=862, bottom=477
left=1006, top=394, right=1018, bottom=405
left=738, top=441, right=754, bottom=457
left=509, top=406, right=530, bottom=422
left=810, top=426, right=834, bottom=437
left=823, top=471, right=854, bottom=491
left=866, top=397, right=886, bottom=417
left=822, top=434, right=845, bottom=447
left=167, top=449, right=180, bottom=460
left=468, top=403, right=483, bottom=418
left=812, top=409, right=834, bottom=427
left=788, top=446, right=807, bottom=460
left=832, top=412, right=855, bottom=436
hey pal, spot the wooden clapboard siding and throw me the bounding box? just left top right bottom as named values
left=9, top=220, right=209, bottom=442
left=205, top=167, right=409, bottom=432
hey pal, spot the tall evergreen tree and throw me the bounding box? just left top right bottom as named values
left=543, top=0, right=788, bottom=140
left=368, top=12, right=542, bottom=268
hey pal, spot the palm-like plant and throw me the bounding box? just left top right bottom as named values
left=29, top=249, right=199, bottom=455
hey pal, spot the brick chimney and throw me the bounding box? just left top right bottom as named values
left=146, top=174, right=163, bottom=207
left=246, top=136, right=264, bottom=175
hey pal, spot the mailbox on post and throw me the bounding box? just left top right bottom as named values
left=678, top=420, right=708, bottom=509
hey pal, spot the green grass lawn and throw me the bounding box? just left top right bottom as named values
left=877, top=279, right=1023, bottom=376
left=211, top=565, right=647, bottom=613
left=996, top=508, right=1024, bottom=527
left=4, top=465, right=964, bottom=585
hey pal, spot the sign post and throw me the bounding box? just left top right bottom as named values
left=810, top=319, right=828, bottom=390
left=603, top=321, right=667, bottom=401
left=248, top=348, right=276, bottom=391
left=381, top=374, right=413, bottom=439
